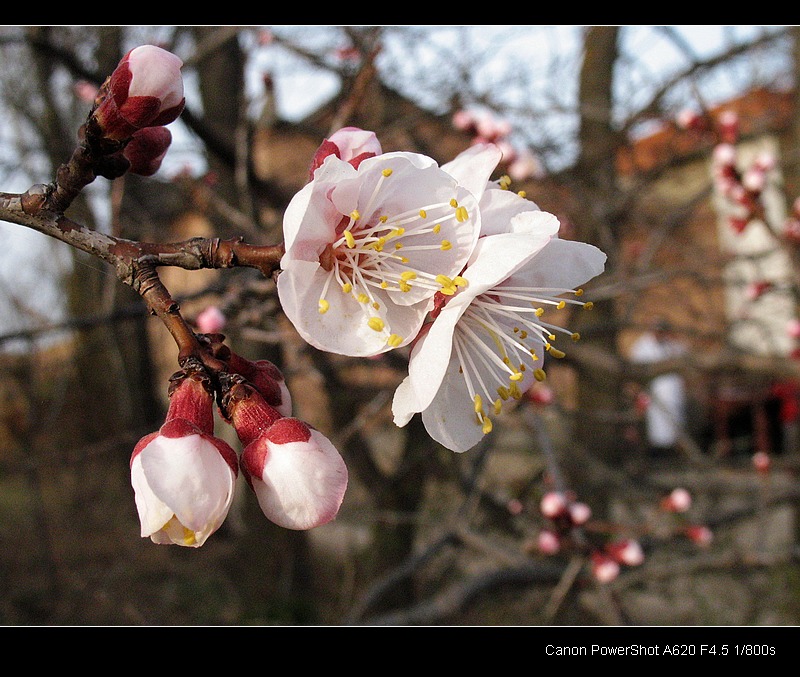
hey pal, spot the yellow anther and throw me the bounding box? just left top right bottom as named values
left=482, top=417, right=493, bottom=434
left=399, top=281, right=412, bottom=292
left=453, top=276, right=468, bottom=287
left=575, top=288, right=584, bottom=296
left=509, top=371, right=524, bottom=382
left=400, top=271, right=417, bottom=281
left=433, top=223, right=441, bottom=234
left=182, top=527, right=197, bottom=546
left=473, top=394, right=483, bottom=414
left=318, top=299, right=330, bottom=314
left=344, top=230, right=356, bottom=248
left=455, top=206, right=469, bottom=222
left=379, top=215, right=388, bottom=223
left=350, top=210, right=361, bottom=221
left=499, top=175, right=511, bottom=189
left=557, top=300, right=566, bottom=310
left=517, top=190, right=526, bottom=198
left=367, top=317, right=385, bottom=332
left=571, top=332, right=581, bottom=342
left=387, top=334, right=403, bottom=348
left=530, top=351, right=539, bottom=361
left=390, top=228, right=405, bottom=237
left=419, top=209, right=427, bottom=218
left=449, top=198, right=458, bottom=208
left=341, top=282, right=353, bottom=294
left=535, top=307, right=544, bottom=316
left=436, top=274, right=453, bottom=287
left=510, top=383, right=523, bottom=399
left=548, top=333, right=556, bottom=341
left=583, top=301, right=594, bottom=310
left=400, top=256, right=409, bottom=263
left=371, top=237, right=385, bottom=252
left=395, top=243, right=403, bottom=250
left=497, top=386, right=510, bottom=401
left=520, top=330, right=528, bottom=339
left=534, top=368, right=547, bottom=382
left=380, top=281, right=389, bottom=289
left=440, top=240, right=452, bottom=251
left=493, top=399, right=502, bottom=415
left=357, top=293, right=369, bottom=304
left=382, top=168, right=393, bottom=177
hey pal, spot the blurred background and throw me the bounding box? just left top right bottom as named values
left=0, top=25, right=799, bottom=626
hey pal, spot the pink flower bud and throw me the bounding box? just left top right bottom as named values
left=786, top=318, right=800, bottom=340
left=130, top=374, right=238, bottom=548
left=123, top=126, right=172, bottom=176
left=308, top=126, right=382, bottom=179
left=239, top=417, right=348, bottom=530
left=591, top=551, right=620, bottom=583
left=196, top=305, right=227, bottom=334
left=745, top=280, right=773, bottom=301
left=452, top=109, right=477, bottom=131
left=568, top=501, right=592, bottom=526
left=226, top=352, right=292, bottom=418
left=661, top=487, right=692, bottom=513
left=540, top=491, right=568, bottom=519
left=537, top=529, right=561, bottom=555
left=712, top=143, right=737, bottom=168
left=752, top=450, right=771, bottom=473
left=606, top=538, right=644, bottom=566
left=685, top=524, right=713, bottom=547
left=93, top=45, right=185, bottom=141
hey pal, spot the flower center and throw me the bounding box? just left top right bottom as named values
left=317, top=167, right=472, bottom=347
left=453, top=285, right=593, bottom=434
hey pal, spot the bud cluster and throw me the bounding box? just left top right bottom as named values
left=130, top=334, right=347, bottom=548
left=86, top=45, right=185, bottom=178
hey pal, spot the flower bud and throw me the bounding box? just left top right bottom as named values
left=123, top=126, right=172, bottom=176
left=93, top=45, right=185, bottom=141
left=130, top=374, right=238, bottom=547
left=308, top=126, right=382, bottom=179
left=590, top=551, right=620, bottom=583
left=661, top=487, right=692, bottom=513
left=605, top=538, right=644, bottom=566
left=540, top=491, right=568, bottom=519
left=226, top=352, right=292, bottom=417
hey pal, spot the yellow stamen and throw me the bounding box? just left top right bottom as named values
left=419, top=209, right=427, bottom=218
left=367, top=317, right=385, bottom=332
left=382, top=168, right=393, bottom=177
left=341, top=282, right=353, bottom=294
left=350, top=210, right=360, bottom=221
left=387, top=334, right=403, bottom=347
left=455, top=206, right=469, bottom=222
left=440, top=240, right=452, bottom=251
left=534, top=368, right=547, bottom=382
left=357, top=293, right=369, bottom=304
left=433, top=224, right=441, bottom=234
left=449, top=198, right=458, bottom=208
left=400, top=271, right=417, bottom=281
left=344, top=231, right=356, bottom=248
left=318, top=299, right=330, bottom=314
left=583, top=301, right=594, bottom=310
left=482, top=417, right=493, bottom=434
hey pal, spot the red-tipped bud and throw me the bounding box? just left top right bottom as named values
left=540, top=491, right=568, bottom=519
left=239, top=417, right=348, bottom=530
left=93, top=45, right=185, bottom=141
left=661, top=487, right=692, bottom=513
left=605, top=538, right=644, bottom=566
left=123, top=126, right=172, bottom=176
left=308, top=126, right=382, bottom=179
left=590, top=551, right=620, bottom=583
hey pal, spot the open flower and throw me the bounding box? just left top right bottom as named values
left=225, top=381, right=347, bottom=530
left=130, top=373, right=238, bottom=547
left=277, top=140, right=501, bottom=357
left=392, top=205, right=606, bottom=452
left=93, top=44, right=185, bottom=141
